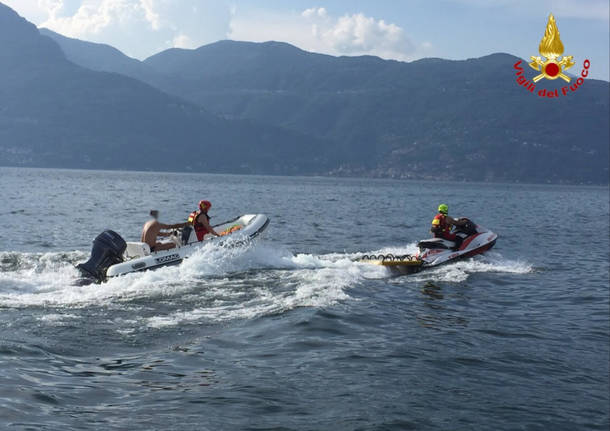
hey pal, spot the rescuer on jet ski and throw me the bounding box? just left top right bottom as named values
left=431, top=204, right=466, bottom=247
left=188, top=200, right=220, bottom=241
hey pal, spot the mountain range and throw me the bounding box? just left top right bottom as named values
left=1, top=3, right=608, bottom=183
left=0, top=4, right=333, bottom=174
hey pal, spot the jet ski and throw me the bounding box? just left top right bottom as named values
left=415, top=218, right=497, bottom=267
left=359, top=218, right=497, bottom=275
left=77, top=214, right=269, bottom=283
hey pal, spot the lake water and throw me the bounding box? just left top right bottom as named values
left=0, top=167, right=608, bottom=430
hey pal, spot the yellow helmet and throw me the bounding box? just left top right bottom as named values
left=438, top=204, right=448, bottom=214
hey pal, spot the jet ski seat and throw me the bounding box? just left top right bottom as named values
left=124, top=242, right=151, bottom=259
left=417, top=238, right=455, bottom=250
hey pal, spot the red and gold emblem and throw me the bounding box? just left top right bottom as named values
left=529, top=14, right=574, bottom=82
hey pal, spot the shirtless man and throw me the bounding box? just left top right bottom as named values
left=141, top=210, right=187, bottom=252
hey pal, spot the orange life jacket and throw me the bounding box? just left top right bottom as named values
left=188, top=210, right=210, bottom=241
left=431, top=213, right=451, bottom=236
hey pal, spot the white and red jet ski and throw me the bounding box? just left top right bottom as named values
left=359, top=218, right=497, bottom=275
left=416, top=218, right=498, bottom=267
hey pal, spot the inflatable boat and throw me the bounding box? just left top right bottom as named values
left=77, top=214, right=269, bottom=283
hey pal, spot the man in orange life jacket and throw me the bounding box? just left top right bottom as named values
left=188, top=200, right=220, bottom=241
left=431, top=204, right=466, bottom=245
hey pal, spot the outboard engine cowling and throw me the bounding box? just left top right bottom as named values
left=77, top=230, right=127, bottom=282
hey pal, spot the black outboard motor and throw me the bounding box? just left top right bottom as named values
left=77, top=230, right=127, bottom=282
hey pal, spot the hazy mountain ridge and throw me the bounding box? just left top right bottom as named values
left=5, top=3, right=610, bottom=184
left=139, top=43, right=609, bottom=184
left=0, top=4, right=335, bottom=175
left=39, top=28, right=159, bottom=82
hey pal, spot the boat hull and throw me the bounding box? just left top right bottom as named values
left=105, top=214, right=269, bottom=279
left=418, top=226, right=498, bottom=268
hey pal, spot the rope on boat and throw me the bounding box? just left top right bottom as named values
left=359, top=253, right=418, bottom=262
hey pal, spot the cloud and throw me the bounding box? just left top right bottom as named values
left=229, top=7, right=416, bottom=61
left=19, top=0, right=232, bottom=59
left=322, top=13, right=413, bottom=58
left=172, top=33, right=195, bottom=49
left=139, top=0, right=161, bottom=30
left=302, top=7, right=327, bottom=19
left=40, top=0, right=142, bottom=36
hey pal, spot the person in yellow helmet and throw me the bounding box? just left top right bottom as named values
left=431, top=204, right=466, bottom=243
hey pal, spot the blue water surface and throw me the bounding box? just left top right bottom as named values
left=0, top=167, right=608, bottom=430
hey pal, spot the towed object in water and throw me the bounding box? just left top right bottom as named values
left=359, top=218, right=498, bottom=275
left=77, top=214, right=269, bottom=283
